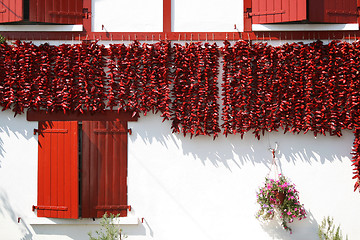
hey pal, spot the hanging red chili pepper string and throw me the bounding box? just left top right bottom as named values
left=36, top=43, right=56, bottom=112
left=0, top=41, right=21, bottom=113
left=221, top=40, right=360, bottom=139
left=139, top=41, right=172, bottom=119
left=2, top=39, right=360, bottom=190
left=0, top=42, right=11, bottom=111
left=222, top=40, right=252, bottom=137
left=171, top=42, right=220, bottom=138
left=77, top=41, right=108, bottom=112
left=108, top=40, right=172, bottom=118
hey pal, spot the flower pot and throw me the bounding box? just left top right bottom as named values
left=271, top=191, right=285, bottom=205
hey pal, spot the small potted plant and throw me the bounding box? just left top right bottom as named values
left=256, top=174, right=306, bottom=233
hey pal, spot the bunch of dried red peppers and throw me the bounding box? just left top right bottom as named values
left=1, top=39, right=360, bottom=191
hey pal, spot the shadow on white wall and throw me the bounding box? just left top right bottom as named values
left=0, top=189, right=33, bottom=239
left=0, top=114, right=35, bottom=166
left=259, top=210, right=318, bottom=240
left=130, top=113, right=354, bottom=169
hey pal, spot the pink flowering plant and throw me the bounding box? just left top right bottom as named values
left=256, top=174, right=306, bottom=233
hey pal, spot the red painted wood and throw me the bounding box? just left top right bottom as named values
left=83, top=0, right=91, bottom=34
left=309, top=0, right=357, bottom=23
left=34, top=205, right=68, bottom=210
left=29, top=0, right=83, bottom=24
left=244, top=0, right=252, bottom=31
left=358, top=0, right=360, bottom=26
left=37, top=121, right=78, bottom=218
left=58, top=121, right=65, bottom=218
left=252, top=0, right=307, bottom=24
left=273, top=0, right=282, bottom=23
left=0, top=0, right=23, bottom=23
left=3, top=30, right=360, bottom=42
left=27, top=110, right=139, bottom=122
left=266, top=0, right=274, bottom=24
left=252, top=0, right=357, bottom=24
left=82, top=121, right=128, bottom=218
left=163, top=0, right=171, bottom=32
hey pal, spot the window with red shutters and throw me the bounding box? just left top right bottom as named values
left=34, top=120, right=129, bottom=219
left=251, top=0, right=358, bottom=24
left=0, top=0, right=83, bottom=24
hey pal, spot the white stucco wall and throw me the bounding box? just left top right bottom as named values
left=172, top=0, right=243, bottom=32
left=91, top=0, right=163, bottom=32
left=91, top=0, right=244, bottom=33
left=0, top=109, right=358, bottom=240
left=128, top=114, right=358, bottom=240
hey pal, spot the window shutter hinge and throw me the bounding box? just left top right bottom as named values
left=128, top=128, right=132, bottom=135
left=32, top=205, right=68, bottom=211
left=245, top=8, right=252, bottom=18
left=95, top=205, right=131, bottom=211
left=34, top=129, right=38, bottom=135
left=82, top=8, right=91, bottom=19
left=326, top=9, right=359, bottom=16
left=249, top=10, right=286, bottom=17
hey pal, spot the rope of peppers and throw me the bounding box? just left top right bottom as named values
left=1, top=40, right=360, bottom=190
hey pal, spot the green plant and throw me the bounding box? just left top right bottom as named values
left=256, top=174, right=306, bottom=233
left=0, top=34, right=5, bottom=44
left=318, top=216, right=348, bottom=240
left=88, top=213, right=127, bottom=240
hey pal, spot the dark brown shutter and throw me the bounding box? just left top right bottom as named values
left=0, top=0, right=23, bottom=23
left=29, top=0, right=83, bottom=24
left=36, top=121, right=79, bottom=219
left=251, top=0, right=357, bottom=24
left=81, top=121, right=128, bottom=218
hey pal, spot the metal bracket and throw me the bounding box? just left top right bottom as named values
left=82, top=8, right=91, bottom=19
left=327, top=10, right=358, bottom=16
left=245, top=8, right=252, bottom=18
left=249, top=10, right=285, bottom=17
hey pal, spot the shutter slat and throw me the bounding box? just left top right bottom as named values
left=58, top=122, right=65, bottom=218
left=252, top=0, right=357, bottom=24
left=29, top=0, right=83, bottom=24
left=37, top=121, right=78, bottom=219
left=0, top=0, right=23, bottom=23
left=82, top=121, right=128, bottom=218
left=98, top=121, right=106, bottom=218
left=50, top=124, right=59, bottom=218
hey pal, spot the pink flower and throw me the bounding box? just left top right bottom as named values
left=287, top=211, right=292, bottom=215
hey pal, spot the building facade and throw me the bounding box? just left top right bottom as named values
left=0, top=0, right=359, bottom=239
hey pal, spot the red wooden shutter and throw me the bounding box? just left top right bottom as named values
left=251, top=0, right=357, bottom=24
left=37, top=121, right=79, bottom=219
left=309, top=0, right=358, bottom=23
left=251, top=0, right=307, bottom=24
left=29, top=0, right=83, bottom=24
left=0, top=0, right=23, bottom=23
left=81, top=121, right=128, bottom=218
